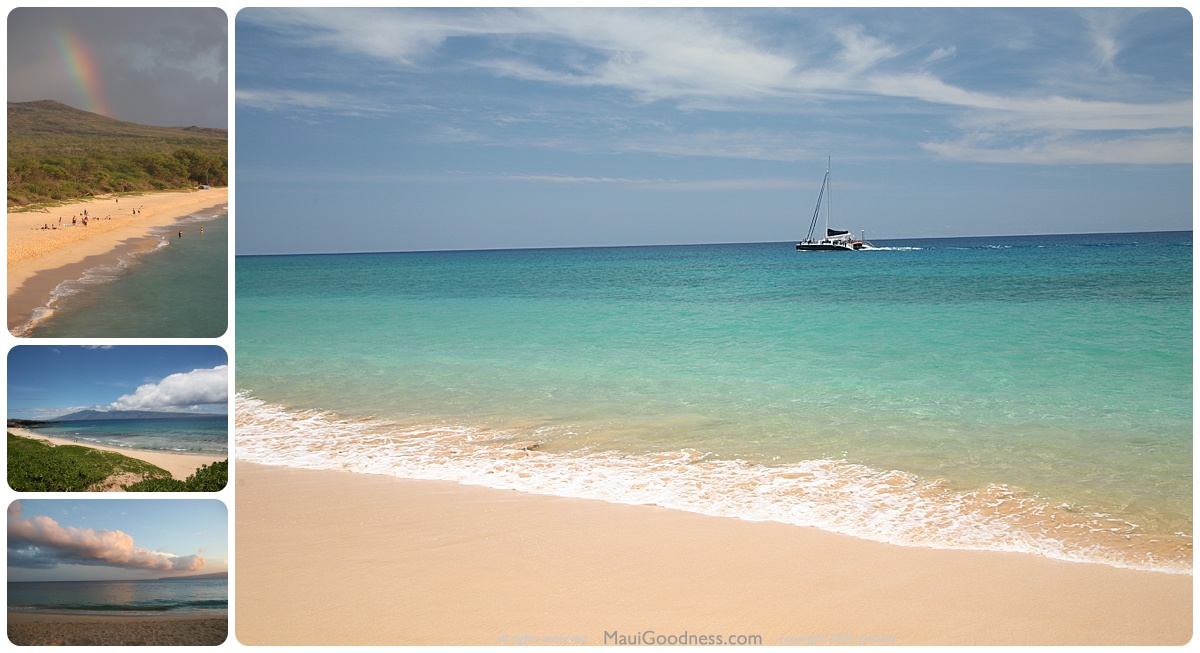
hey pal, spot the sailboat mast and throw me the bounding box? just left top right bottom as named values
left=825, top=156, right=832, bottom=238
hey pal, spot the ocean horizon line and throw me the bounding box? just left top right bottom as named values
left=8, top=575, right=228, bottom=585
left=236, top=228, right=1192, bottom=258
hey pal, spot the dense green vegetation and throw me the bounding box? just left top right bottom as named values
left=7, top=432, right=228, bottom=492
left=6, top=418, right=58, bottom=429
left=126, top=460, right=228, bottom=492
left=7, top=432, right=172, bottom=491
left=8, top=100, right=227, bottom=208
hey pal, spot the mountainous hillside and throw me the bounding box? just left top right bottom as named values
left=54, top=409, right=227, bottom=421
left=8, top=100, right=227, bottom=207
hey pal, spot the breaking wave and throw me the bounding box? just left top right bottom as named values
left=236, top=393, right=1191, bottom=574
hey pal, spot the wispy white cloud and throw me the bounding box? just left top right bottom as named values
left=498, top=174, right=799, bottom=191
left=863, top=72, right=1191, bottom=133
left=501, top=173, right=658, bottom=185
left=239, top=8, right=1190, bottom=165
left=246, top=7, right=501, bottom=68
left=921, top=131, right=1191, bottom=165
left=235, top=88, right=394, bottom=117
left=924, top=45, right=956, bottom=65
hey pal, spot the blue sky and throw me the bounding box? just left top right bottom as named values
left=8, top=499, right=228, bottom=582
left=235, top=8, right=1191, bottom=255
left=7, top=345, right=229, bottom=420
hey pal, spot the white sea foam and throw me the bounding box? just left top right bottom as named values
left=235, top=393, right=1191, bottom=574
left=10, top=240, right=165, bottom=337
left=12, top=208, right=225, bottom=336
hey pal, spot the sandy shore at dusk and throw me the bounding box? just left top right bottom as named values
left=7, top=612, right=227, bottom=646
left=7, top=188, right=228, bottom=333
left=9, top=428, right=224, bottom=482
left=234, top=461, right=1191, bottom=646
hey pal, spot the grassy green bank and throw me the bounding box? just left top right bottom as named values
left=7, top=432, right=227, bottom=492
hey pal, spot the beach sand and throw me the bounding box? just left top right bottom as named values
left=235, top=461, right=1192, bottom=646
left=8, top=428, right=223, bottom=483
left=7, top=188, right=228, bottom=333
left=7, top=612, right=227, bottom=646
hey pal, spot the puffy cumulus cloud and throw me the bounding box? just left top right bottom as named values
left=111, top=365, right=228, bottom=411
left=7, top=503, right=205, bottom=573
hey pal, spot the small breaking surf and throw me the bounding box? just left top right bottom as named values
left=236, top=393, right=1191, bottom=575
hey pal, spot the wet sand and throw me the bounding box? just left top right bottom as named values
left=235, top=461, right=1191, bottom=646
left=7, top=188, right=228, bottom=333
left=7, top=612, right=227, bottom=646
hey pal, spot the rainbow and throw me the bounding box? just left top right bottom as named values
left=53, top=26, right=111, bottom=118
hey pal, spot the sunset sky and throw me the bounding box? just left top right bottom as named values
left=8, top=499, right=228, bottom=582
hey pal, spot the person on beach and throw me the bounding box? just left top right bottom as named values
left=179, top=230, right=184, bottom=239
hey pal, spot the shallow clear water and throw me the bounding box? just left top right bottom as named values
left=236, top=232, right=1192, bottom=572
left=26, top=210, right=228, bottom=338
left=29, top=417, right=228, bottom=455
left=8, top=578, right=227, bottom=616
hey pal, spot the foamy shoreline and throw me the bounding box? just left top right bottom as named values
left=235, top=394, right=1192, bottom=575
left=9, top=427, right=224, bottom=482
left=7, top=188, right=228, bottom=334
left=235, top=461, right=1191, bottom=645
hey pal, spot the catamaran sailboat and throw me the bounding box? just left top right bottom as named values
left=796, top=158, right=873, bottom=251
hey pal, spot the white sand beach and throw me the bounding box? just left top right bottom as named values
left=235, top=461, right=1191, bottom=646
left=8, top=188, right=227, bottom=332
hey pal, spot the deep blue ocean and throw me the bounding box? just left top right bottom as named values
left=29, top=416, right=228, bottom=455
left=236, top=231, right=1192, bottom=572
left=24, top=209, right=228, bottom=338
left=8, top=578, right=227, bottom=616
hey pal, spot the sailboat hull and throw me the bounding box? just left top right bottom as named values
left=795, top=242, right=863, bottom=251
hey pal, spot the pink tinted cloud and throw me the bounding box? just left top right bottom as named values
left=7, top=502, right=205, bottom=572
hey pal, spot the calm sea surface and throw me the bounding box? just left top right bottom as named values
left=8, top=578, right=227, bottom=616
left=29, top=417, right=228, bottom=455
left=236, top=232, right=1192, bottom=572
left=25, top=208, right=228, bottom=338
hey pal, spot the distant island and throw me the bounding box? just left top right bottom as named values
left=6, top=418, right=58, bottom=428
left=53, top=410, right=227, bottom=422
left=161, top=571, right=228, bottom=581
left=7, top=99, right=227, bottom=208
left=8, top=411, right=227, bottom=426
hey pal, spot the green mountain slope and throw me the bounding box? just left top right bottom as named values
left=8, top=100, right=227, bottom=207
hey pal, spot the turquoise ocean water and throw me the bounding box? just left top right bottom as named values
left=8, top=578, right=227, bottom=616
left=23, top=208, right=228, bottom=338
left=27, top=417, right=228, bottom=456
left=236, top=232, right=1192, bottom=572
